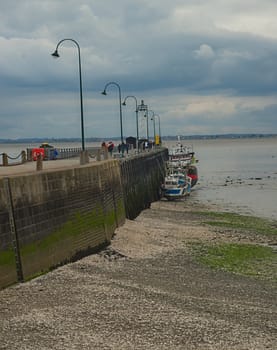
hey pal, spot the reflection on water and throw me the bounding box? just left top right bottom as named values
left=165, top=138, right=277, bottom=219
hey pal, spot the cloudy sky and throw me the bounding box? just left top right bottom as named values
left=1, top=0, right=277, bottom=140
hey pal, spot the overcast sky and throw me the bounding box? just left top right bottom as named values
left=1, top=0, right=277, bottom=140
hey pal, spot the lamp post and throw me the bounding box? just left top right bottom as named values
left=154, top=114, right=161, bottom=145
left=51, top=38, right=85, bottom=151
left=149, top=110, right=156, bottom=146
left=101, top=82, right=124, bottom=153
left=122, top=95, right=139, bottom=153
left=137, top=100, right=149, bottom=141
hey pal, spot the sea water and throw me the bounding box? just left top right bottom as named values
left=1, top=138, right=277, bottom=219
left=165, top=138, right=277, bottom=220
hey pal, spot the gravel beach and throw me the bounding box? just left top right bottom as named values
left=0, top=198, right=276, bottom=350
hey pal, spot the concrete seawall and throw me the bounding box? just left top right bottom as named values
left=0, top=149, right=167, bottom=289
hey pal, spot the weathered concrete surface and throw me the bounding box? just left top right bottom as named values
left=0, top=158, right=90, bottom=177
left=0, top=149, right=140, bottom=178
left=0, top=199, right=276, bottom=350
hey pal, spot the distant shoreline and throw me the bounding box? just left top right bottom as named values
left=0, top=133, right=276, bottom=144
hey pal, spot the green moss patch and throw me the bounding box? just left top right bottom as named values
left=198, top=211, right=277, bottom=236
left=0, top=249, right=16, bottom=267
left=24, top=208, right=110, bottom=255
left=190, top=242, right=277, bottom=281
left=0, top=199, right=125, bottom=270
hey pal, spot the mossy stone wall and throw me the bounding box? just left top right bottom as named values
left=0, top=149, right=167, bottom=289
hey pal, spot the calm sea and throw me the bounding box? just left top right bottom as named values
left=165, top=138, right=277, bottom=220
left=1, top=138, right=277, bottom=219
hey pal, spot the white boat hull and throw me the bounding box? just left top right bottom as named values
left=161, top=174, right=191, bottom=200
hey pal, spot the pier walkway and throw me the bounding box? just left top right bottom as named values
left=0, top=149, right=146, bottom=177
left=0, top=157, right=90, bottom=177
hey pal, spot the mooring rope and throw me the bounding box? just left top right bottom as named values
left=5, top=152, right=22, bottom=160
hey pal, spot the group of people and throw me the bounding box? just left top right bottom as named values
left=117, top=142, right=129, bottom=154
left=101, top=139, right=156, bottom=156
left=101, top=141, right=129, bottom=156
left=101, top=141, right=114, bottom=155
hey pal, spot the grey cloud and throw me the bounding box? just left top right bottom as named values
left=0, top=0, right=277, bottom=138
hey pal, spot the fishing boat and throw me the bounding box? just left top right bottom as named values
left=161, top=172, right=191, bottom=200
left=186, top=165, right=198, bottom=187
left=167, top=137, right=198, bottom=187
left=168, top=145, right=193, bottom=164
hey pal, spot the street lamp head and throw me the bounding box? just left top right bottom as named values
left=101, top=90, right=107, bottom=95
left=51, top=50, right=60, bottom=58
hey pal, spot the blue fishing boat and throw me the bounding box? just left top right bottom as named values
left=161, top=172, right=191, bottom=200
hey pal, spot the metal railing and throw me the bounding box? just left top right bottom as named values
left=26, top=147, right=99, bottom=161
left=0, top=151, right=27, bottom=166
left=0, top=148, right=100, bottom=166
left=1, top=145, right=163, bottom=166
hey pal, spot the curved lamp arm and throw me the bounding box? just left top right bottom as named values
left=101, top=81, right=124, bottom=147
left=51, top=38, right=85, bottom=151
left=122, top=95, right=139, bottom=152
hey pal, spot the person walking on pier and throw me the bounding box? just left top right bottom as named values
left=107, top=142, right=114, bottom=156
